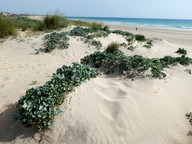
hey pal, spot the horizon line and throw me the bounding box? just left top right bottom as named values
left=1, top=11, right=192, bottom=20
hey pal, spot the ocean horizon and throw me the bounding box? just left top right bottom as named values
left=68, top=17, right=192, bottom=31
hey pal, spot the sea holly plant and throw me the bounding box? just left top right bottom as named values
left=69, top=26, right=109, bottom=48
left=15, top=63, right=99, bottom=130
left=175, top=48, right=187, bottom=55
left=40, top=32, right=70, bottom=52
left=81, top=48, right=192, bottom=78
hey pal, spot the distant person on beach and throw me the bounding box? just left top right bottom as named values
left=136, top=27, right=138, bottom=31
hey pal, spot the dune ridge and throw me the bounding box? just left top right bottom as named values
left=0, top=25, right=192, bottom=144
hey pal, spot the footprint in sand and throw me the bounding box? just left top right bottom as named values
left=94, top=79, right=127, bottom=120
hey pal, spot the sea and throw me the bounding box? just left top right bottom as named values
left=68, top=17, right=192, bottom=31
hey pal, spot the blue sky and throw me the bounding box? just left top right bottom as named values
left=0, top=0, right=192, bottom=19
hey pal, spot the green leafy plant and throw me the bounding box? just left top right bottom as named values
left=15, top=63, right=99, bottom=130
left=127, top=45, right=136, bottom=51
left=176, top=48, right=187, bottom=55
left=81, top=48, right=192, bottom=78
left=37, top=12, right=69, bottom=31
left=41, top=32, right=69, bottom=52
left=135, top=34, right=146, bottom=42
left=103, top=25, right=110, bottom=33
left=112, top=30, right=132, bottom=37
left=14, top=17, right=41, bottom=31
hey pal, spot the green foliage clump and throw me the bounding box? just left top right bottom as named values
left=106, top=43, right=120, bottom=53
left=0, top=15, right=16, bottom=38
left=69, top=20, right=103, bottom=29
left=69, top=26, right=109, bottom=48
left=69, top=26, right=88, bottom=37
left=175, top=48, right=187, bottom=55
left=135, top=34, right=146, bottom=42
left=42, top=32, right=69, bottom=52
left=91, top=40, right=102, bottom=49
left=15, top=63, right=99, bottom=130
left=37, top=14, right=69, bottom=31
left=69, top=20, right=92, bottom=27
left=112, top=30, right=132, bottom=37
left=103, top=25, right=110, bottom=32
left=91, top=22, right=103, bottom=31
left=14, top=17, right=41, bottom=31
left=69, top=26, right=108, bottom=38
left=81, top=49, right=192, bottom=78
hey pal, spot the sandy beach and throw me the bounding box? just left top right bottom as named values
left=0, top=24, right=192, bottom=144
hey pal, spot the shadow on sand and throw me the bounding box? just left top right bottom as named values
left=0, top=104, right=38, bottom=143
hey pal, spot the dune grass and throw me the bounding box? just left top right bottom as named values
left=37, top=14, right=69, bottom=31
left=0, top=15, right=17, bottom=38
left=69, top=20, right=103, bottom=29
left=106, top=42, right=120, bottom=53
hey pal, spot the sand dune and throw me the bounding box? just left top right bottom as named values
left=0, top=26, right=192, bottom=144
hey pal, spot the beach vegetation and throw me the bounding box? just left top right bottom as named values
left=0, top=15, right=17, bottom=38
left=69, top=20, right=103, bottom=29
left=15, top=63, right=99, bottom=130
left=14, top=17, right=41, bottom=31
left=37, top=14, right=69, bottom=31
left=127, top=45, right=136, bottom=51
left=91, top=40, right=102, bottom=49
left=40, top=32, right=69, bottom=52
left=81, top=47, right=192, bottom=78
left=135, top=34, right=146, bottom=42
left=103, top=25, right=110, bottom=32
left=175, top=48, right=187, bottom=55
left=106, top=42, right=120, bottom=53
left=112, top=30, right=132, bottom=37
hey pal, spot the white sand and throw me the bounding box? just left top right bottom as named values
left=0, top=26, right=192, bottom=144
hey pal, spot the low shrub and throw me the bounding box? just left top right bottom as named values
left=103, top=25, right=110, bottom=32
left=69, top=20, right=92, bottom=27
left=37, top=14, right=69, bottom=31
left=91, top=22, right=103, bottom=31
left=15, top=63, right=99, bottom=130
left=135, top=34, right=146, bottom=42
left=69, top=26, right=88, bottom=37
left=14, top=17, right=41, bottom=31
left=106, top=42, right=120, bottom=53
left=81, top=48, right=192, bottom=78
left=112, top=30, right=132, bottom=37
left=42, top=32, right=69, bottom=52
left=176, top=48, right=187, bottom=55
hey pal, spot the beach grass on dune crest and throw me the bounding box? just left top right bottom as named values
left=37, top=14, right=69, bottom=31
left=0, top=14, right=43, bottom=38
